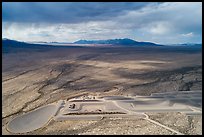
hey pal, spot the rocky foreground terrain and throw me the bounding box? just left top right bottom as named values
left=2, top=45, right=202, bottom=135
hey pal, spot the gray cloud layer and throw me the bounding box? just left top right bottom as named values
left=2, top=2, right=202, bottom=44
left=3, top=2, right=152, bottom=23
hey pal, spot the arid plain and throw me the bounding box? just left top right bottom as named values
left=2, top=45, right=202, bottom=135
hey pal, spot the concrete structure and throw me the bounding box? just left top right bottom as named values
left=7, top=91, right=202, bottom=133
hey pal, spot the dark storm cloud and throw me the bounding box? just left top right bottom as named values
left=2, top=2, right=153, bottom=23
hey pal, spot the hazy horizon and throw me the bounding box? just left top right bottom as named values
left=2, top=37, right=202, bottom=46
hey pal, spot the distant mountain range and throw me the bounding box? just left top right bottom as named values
left=170, top=43, right=202, bottom=46
left=2, top=38, right=202, bottom=50
left=2, top=39, right=58, bottom=53
left=74, top=38, right=162, bottom=46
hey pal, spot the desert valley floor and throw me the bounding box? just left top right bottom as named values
left=2, top=45, right=202, bottom=135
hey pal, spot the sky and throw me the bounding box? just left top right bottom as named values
left=2, top=2, right=202, bottom=44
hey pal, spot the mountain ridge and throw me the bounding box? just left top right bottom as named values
left=2, top=38, right=202, bottom=47
left=74, top=38, right=162, bottom=46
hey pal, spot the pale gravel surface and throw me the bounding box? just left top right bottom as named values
left=147, top=112, right=202, bottom=135
left=13, top=118, right=175, bottom=135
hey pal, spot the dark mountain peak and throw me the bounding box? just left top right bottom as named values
left=2, top=39, right=26, bottom=45
left=74, top=38, right=161, bottom=46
